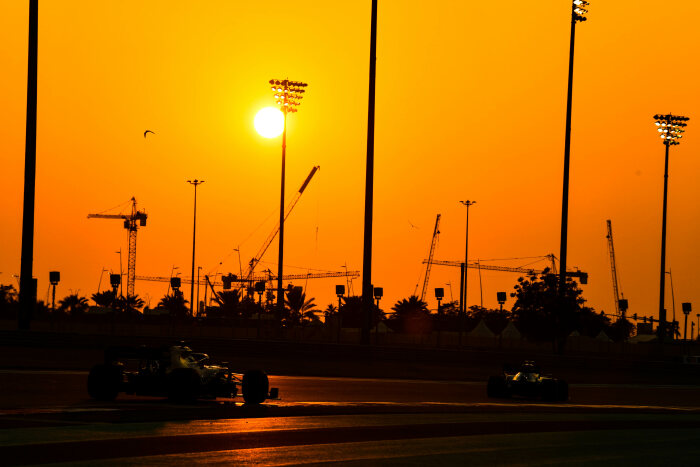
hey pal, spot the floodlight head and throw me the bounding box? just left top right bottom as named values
left=573, top=0, right=589, bottom=22
left=270, top=78, right=308, bottom=114
left=653, top=113, right=689, bottom=146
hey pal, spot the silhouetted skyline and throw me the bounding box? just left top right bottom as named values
left=1, top=1, right=698, bottom=318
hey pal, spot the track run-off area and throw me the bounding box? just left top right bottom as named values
left=3, top=371, right=700, bottom=465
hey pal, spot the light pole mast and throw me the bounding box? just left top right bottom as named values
left=18, top=0, right=39, bottom=330
left=558, top=1, right=589, bottom=346
left=459, top=200, right=476, bottom=344
left=269, top=79, right=308, bottom=319
left=187, top=179, right=204, bottom=317
left=654, top=113, right=689, bottom=341
left=361, top=0, right=379, bottom=345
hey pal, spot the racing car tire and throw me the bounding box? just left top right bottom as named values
left=487, top=375, right=506, bottom=398
left=87, top=364, right=122, bottom=401
left=167, top=368, right=201, bottom=403
left=541, top=379, right=557, bottom=401
left=555, top=380, right=569, bottom=401
left=242, top=370, right=269, bottom=405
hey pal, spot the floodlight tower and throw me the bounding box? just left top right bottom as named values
left=187, top=179, right=204, bottom=317
left=269, top=78, right=308, bottom=318
left=558, top=0, right=589, bottom=332
left=653, top=112, right=689, bottom=341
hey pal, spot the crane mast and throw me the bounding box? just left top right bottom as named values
left=606, top=219, right=622, bottom=317
left=88, top=197, right=147, bottom=297
left=419, top=214, right=441, bottom=301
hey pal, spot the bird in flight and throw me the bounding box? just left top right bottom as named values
left=143, top=130, right=155, bottom=138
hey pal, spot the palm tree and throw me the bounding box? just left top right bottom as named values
left=91, top=290, right=116, bottom=308
left=214, top=289, right=241, bottom=319
left=158, top=292, right=189, bottom=319
left=285, top=287, right=318, bottom=326
left=324, top=304, right=337, bottom=322
left=116, top=294, right=145, bottom=314
left=337, top=296, right=383, bottom=328
left=58, top=293, right=89, bottom=316
left=390, top=295, right=431, bottom=334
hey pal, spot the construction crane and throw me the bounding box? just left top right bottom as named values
left=606, top=219, right=625, bottom=317
left=427, top=258, right=587, bottom=284
left=88, top=197, right=147, bottom=297
left=415, top=214, right=440, bottom=301
left=137, top=269, right=359, bottom=297
left=243, top=166, right=319, bottom=281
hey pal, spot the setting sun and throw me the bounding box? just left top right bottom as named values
left=254, top=107, right=284, bottom=138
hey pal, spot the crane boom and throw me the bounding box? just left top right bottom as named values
left=428, top=259, right=588, bottom=284
left=419, top=214, right=441, bottom=301
left=244, top=166, right=319, bottom=280
left=606, top=219, right=622, bottom=317
left=88, top=197, right=147, bottom=297
left=137, top=270, right=358, bottom=287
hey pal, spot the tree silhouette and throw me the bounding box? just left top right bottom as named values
left=389, top=295, right=431, bottom=334
left=58, top=293, right=89, bottom=316
left=158, top=292, right=189, bottom=319
left=510, top=270, right=602, bottom=342
left=324, top=304, right=337, bottom=322
left=336, top=296, right=383, bottom=328
left=0, top=284, right=18, bottom=318
left=91, top=290, right=116, bottom=308
left=284, top=287, right=318, bottom=326
left=115, top=294, right=145, bottom=314
left=214, top=289, right=241, bottom=319
left=465, top=305, right=511, bottom=334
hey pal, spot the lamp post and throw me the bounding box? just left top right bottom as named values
left=362, top=0, right=379, bottom=345
left=268, top=79, right=308, bottom=321
left=653, top=113, right=689, bottom=341
left=682, top=303, right=692, bottom=341
left=187, top=179, right=204, bottom=317
left=497, top=291, right=507, bottom=312
left=373, top=286, right=383, bottom=341
left=196, top=266, right=202, bottom=316
left=116, top=249, right=123, bottom=297
left=18, top=0, right=38, bottom=330
left=336, top=284, right=345, bottom=343
left=459, top=200, right=476, bottom=344
left=49, top=271, right=60, bottom=311
left=97, top=268, right=108, bottom=293
left=435, top=287, right=444, bottom=347
left=666, top=269, right=677, bottom=339
left=167, top=265, right=179, bottom=296
left=558, top=0, right=589, bottom=309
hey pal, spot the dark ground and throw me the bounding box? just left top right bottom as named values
left=2, top=329, right=700, bottom=385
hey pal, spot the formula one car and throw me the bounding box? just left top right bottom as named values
left=87, top=343, right=278, bottom=405
left=487, top=361, right=568, bottom=401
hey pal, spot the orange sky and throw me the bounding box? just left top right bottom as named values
left=1, top=1, right=699, bottom=325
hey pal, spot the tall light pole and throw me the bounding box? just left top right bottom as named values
left=654, top=113, right=689, bottom=341
left=269, top=79, right=308, bottom=319
left=558, top=1, right=589, bottom=348
left=666, top=269, right=677, bottom=338
left=459, top=200, right=476, bottom=344
left=362, top=0, right=379, bottom=345
left=197, top=266, right=202, bottom=316
left=18, top=0, right=39, bottom=330
left=187, top=179, right=204, bottom=317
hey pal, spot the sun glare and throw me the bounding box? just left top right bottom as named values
left=254, top=107, right=284, bottom=138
